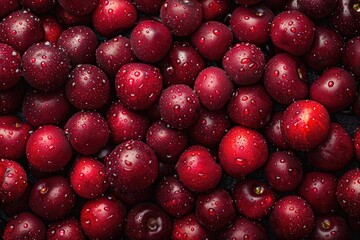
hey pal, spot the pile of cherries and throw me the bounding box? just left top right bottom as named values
left=1, top=0, right=360, bottom=239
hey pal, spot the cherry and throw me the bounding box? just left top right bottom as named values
left=26, top=125, right=73, bottom=172
left=196, top=188, right=236, bottom=231
left=191, top=21, right=233, bottom=61
left=219, top=216, right=268, bottom=240
left=125, top=203, right=172, bottom=240
left=56, top=6, right=92, bottom=28
left=298, top=172, right=338, bottom=214
left=200, top=0, right=230, bottom=20
left=65, top=111, right=110, bottom=155
left=22, top=0, right=56, bottom=13
left=106, top=101, right=150, bottom=144
left=0, top=116, right=32, bottom=160
left=233, top=178, right=276, bottom=220
left=22, top=42, right=71, bottom=92
left=160, top=0, right=203, bottom=37
left=270, top=195, right=315, bottom=240
left=58, top=0, right=99, bottom=16
left=57, top=26, right=99, bottom=65
left=311, top=215, right=350, bottom=240
left=155, top=176, right=195, bottom=217
left=133, top=0, right=164, bottom=14
left=3, top=212, right=46, bottom=240
left=297, top=0, right=337, bottom=19
left=92, top=0, right=138, bottom=38
left=0, top=43, right=21, bottom=91
left=281, top=100, right=331, bottom=151
left=105, top=140, right=158, bottom=192
left=1, top=184, right=31, bottom=217
left=130, top=20, right=172, bottom=63
left=263, top=53, right=308, bottom=105
left=0, top=81, right=27, bottom=115
left=47, top=218, right=85, bottom=240
left=171, top=214, right=212, bottom=240
left=230, top=5, right=274, bottom=45
left=0, top=10, right=44, bottom=53
left=146, top=120, right=188, bottom=164
left=354, top=127, right=360, bottom=160
left=264, top=151, right=303, bottom=192
left=0, top=159, right=27, bottom=204
left=263, top=111, right=290, bottom=149
left=22, top=88, right=72, bottom=128
left=310, top=68, right=356, bottom=113
left=270, top=10, right=315, bottom=56
left=219, top=126, right=269, bottom=178
left=80, top=195, right=126, bottom=239
left=115, top=63, right=163, bottom=110
left=223, top=43, right=265, bottom=86
left=343, top=36, right=360, bottom=77
left=160, top=41, right=205, bottom=87
left=176, top=145, right=222, bottom=192
left=336, top=168, right=360, bottom=217
left=0, top=0, right=20, bottom=19
left=65, top=64, right=110, bottom=110
left=308, top=123, right=354, bottom=172
left=70, top=157, right=109, bottom=199
left=95, top=36, right=136, bottom=79
left=40, top=15, right=64, bottom=46
left=227, top=84, right=273, bottom=129
left=158, top=84, right=201, bottom=129
left=332, top=0, right=360, bottom=36
left=29, top=176, right=76, bottom=221
left=194, top=66, right=234, bottom=111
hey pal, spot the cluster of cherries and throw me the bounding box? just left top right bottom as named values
left=1, top=0, right=360, bottom=239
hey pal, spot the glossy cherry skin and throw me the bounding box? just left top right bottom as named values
left=155, top=176, right=195, bottom=217
left=227, top=84, right=273, bottom=129
left=29, top=176, right=76, bottom=221
left=311, top=215, right=350, bottom=240
left=270, top=10, right=315, bottom=56
left=70, top=157, right=109, bottom=199
left=310, top=68, right=356, bottom=113
left=0, top=10, right=44, bottom=53
left=57, top=26, right=99, bottom=65
left=194, top=66, right=233, bottom=111
left=0, top=116, right=32, bottom=160
left=160, top=0, right=203, bottom=37
left=160, top=41, right=205, bottom=87
left=219, top=126, right=268, bottom=178
left=146, top=120, right=188, bottom=164
left=115, top=63, right=163, bottom=110
left=22, top=88, right=72, bottom=128
left=176, top=145, right=222, bottom=192
left=270, top=195, right=315, bottom=240
left=354, top=127, right=360, bottom=160
left=3, top=212, right=46, bottom=240
left=92, top=0, right=138, bottom=38
left=263, top=53, right=308, bottom=105
left=171, top=214, right=212, bottom=240
left=0, top=159, right=27, bottom=204
left=336, top=168, right=360, bottom=217
left=233, top=178, right=276, bottom=220
left=332, top=0, right=360, bottom=36
left=47, top=218, right=85, bottom=240
left=26, top=125, right=73, bottom=172
left=106, top=140, right=158, bottom=192
left=22, top=42, right=71, bottom=92
left=65, top=64, right=110, bottom=110
left=125, top=203, right=172, bottom=240
left=106, top=101, right=150, bottom=144
left=308, top=123, right=354, bottom=172
left=22, top=0, right=56, bottom=13
left=191, top=21, right=233, bottom=61
left=0, top=81, right=27, bottom=115
left=0, top=43, right=21, bottom=91
left=304, top=26, right=343, bottom=71
left=133, top=0, right=164, bottom=14
left=188, top=109, right=231, bottom=148
left=96, top=36, right=136, bottom=79
left=200, top=0, right=230, bottom=20
left=196, top=188, right=236, bottom=231
left=40, top=15, right=64, bottom=45
left=223, top=43, right=265, bottom=86
left=56, top=6, right=92, bottom=27
left=58, top=0, right=98, bottom=16
left=80, top=195, right=126, bottom=239
left=264, top=151, right=303, bottom=192
left=264, top=111, right=290, bottom=149
left=343, top=36, right=360, bottom=77
left=230, top=5, right=274, bottom=45
left=158, top=84, right=201, bottom=129
left=219, top=217, right=268, bottom=240
left=130, top=20, right=172, bottom=63
left=0, top=0, right=20, bottom=19
left=298, top=172, right=338, bottom=214
left=298, top=0, right=337, bottom=19
left=281, top=100, right=331, bottom=151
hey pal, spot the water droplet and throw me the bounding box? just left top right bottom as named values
left=235, top=158, right=246, bottom=166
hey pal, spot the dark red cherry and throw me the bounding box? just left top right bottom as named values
left=0, top=0, right=20, bottom=19
left=311, top=215, right=350, bottom=240
left=47, top=218, right=85, bottom=240
left=58, top=0, right=99, bottom=16
left=0, top=81, right=27, bottom=115
left=219, top=216, right=268, bottom=240
left=0, top=43, right=21, bottom=91
left=297, top=0, right=337, bottom=19
left=336, top=168, right=360, bottom=217
left=133, top=0, right=164, bottom=14
left=263, top=111, right=290, bottom=150
left=40, top=15, right=64, bottom=46
left=200, top=0, right=230, bottom=20
left=22, top=0, right=56, bottom=13
left=332, top=0, right=360, bottom=36
left=343, top=36, right=360, bottom=77
left=354, top=127, right=360, bottom=160
left=171, top=214, right=212, bottom=240
left=56, top=6, right=92, bottom=27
